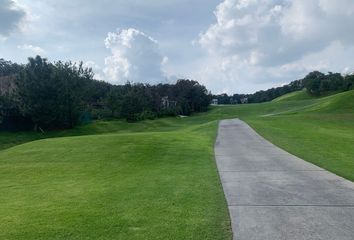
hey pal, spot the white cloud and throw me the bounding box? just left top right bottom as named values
left=3, top=0, right=354, bottom=94
left=103, top=28, right=167, bottom=85
left=0, top=0, right=25, bottom=37
left=197, top=0, right=354, bottom=93
left=17, top=44, right=46, bottom=55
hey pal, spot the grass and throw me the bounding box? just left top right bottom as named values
left=272, top=89, right=316, bottom=102
left=0, top=89, right=353, bottom=239
left=0, top=121, right=231, bottom=239
left=247, top=90, right=354, bottom=181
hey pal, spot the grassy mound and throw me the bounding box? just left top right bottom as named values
left=272, top=89, right=315, bottom=102
left=309, top=90, right=354, bottom=113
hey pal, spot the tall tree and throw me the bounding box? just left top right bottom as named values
left=303, top=71, right=325, bottom=96
left=16, top=56, right=94, bottom=130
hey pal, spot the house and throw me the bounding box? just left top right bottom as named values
left=240, top=97, right=248, bottom=104
left=161, top=96, right=177, bottom=109
left=211, top=98, right=218, bottom=105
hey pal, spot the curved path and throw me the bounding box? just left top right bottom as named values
left=215, top=119, right=354, bottom=240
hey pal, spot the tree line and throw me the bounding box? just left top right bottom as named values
left=0, top=56, right=211, bottom=131
left=303, top=71, right=354, bottom=96
left=213, top=71, right=354, bottom=104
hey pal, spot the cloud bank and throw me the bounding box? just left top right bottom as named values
left=0, top=0, right=25, bottom=38
left=103, top=28, right=167, bottom=85
left=197, top=0, right=354, bottom=93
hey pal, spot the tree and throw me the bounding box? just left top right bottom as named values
left=303, top=71, right=348, bottom=96
left=52, top=61, right=94, bottom=128
left=344, top=74, right=354, bottom=90
left=16, top=56, right=56, bottom=130
left=0, top=59, right=22, bottom=77
left=303, top=71, right=325, bottom=96
left=173, top=79, right=211, bottom=114
left=105, top=87, right=123, bottom=117
left=16, top=56, right=94, bottom=130
left=120, top=86, right=148, bottom=122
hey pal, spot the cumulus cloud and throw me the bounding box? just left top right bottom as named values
left=17, top=44, right=46, bottom=55
left=103, top=28, right=167, bottom=85
left=197, top=0, right=354, bottom=93
left=0, top=0, right=25, bottom=37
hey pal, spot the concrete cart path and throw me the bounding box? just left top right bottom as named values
left=215, top=119, right=354, bottom=240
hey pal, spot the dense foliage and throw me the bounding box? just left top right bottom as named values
left=303, top=71, right=354, bottom=96
left=104, top=80, right=210, bottom=122
left=0, top=56, right=211, bottom=130
left=213, top=71, right=354, bottom=104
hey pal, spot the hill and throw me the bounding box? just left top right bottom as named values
left=272, top=89, right=315, bottom=102
left=244, top=90, right=354, bottom=181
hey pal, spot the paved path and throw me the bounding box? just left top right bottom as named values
left=215, top=119, right=354, bottom=240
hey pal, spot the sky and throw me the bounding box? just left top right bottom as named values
left=1, top=0, right=354, bottom=94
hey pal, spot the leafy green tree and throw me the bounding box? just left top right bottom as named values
left=173, top=79, right=211, bottom=114
left=16, top=56, right=56, bottom=130
left=304, top=71, right=348, bottom=96
left=16, top=56, right=94, bottom=130
left=303, top=71, right=325, bottom=96
left=105, top=87, right=123, bottom=117
left=0, top=59, right=22, bottom=76
left=120, top=88, right=148, bottom=122
left=344, top=74, right=354, bottom=90
left=52, top=61, right=94, bottom=128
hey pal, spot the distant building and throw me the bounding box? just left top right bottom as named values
left=161, top=96, right=177, bottom=109
left=211, top=99, right=218, bottom=105
left=240, top=97, right=248, bottom=104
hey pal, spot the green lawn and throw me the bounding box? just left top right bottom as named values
left=272, top=89, right=316, bottom=102
left=0, top=121, right=231, bottom=239
left=0, top=89, right=353, bottom=239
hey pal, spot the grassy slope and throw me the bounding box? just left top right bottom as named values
left=0, top=90, right=353, bottom=239
left=0, top=122, right=231, bottom=239
left=247, top=90, right=354, bottom=181
left=212, top=90, right=354, bottom=181
left=272, top=89, right=315, bottom=102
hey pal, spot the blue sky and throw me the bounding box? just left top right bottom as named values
left=1, top=0, right=354, bottom=93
